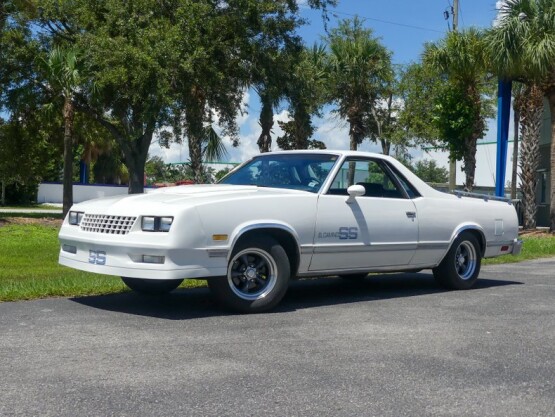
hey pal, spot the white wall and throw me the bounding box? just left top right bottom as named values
left=37, top=183, right=155, bottom=204
left=421, top=142, right=517, bottom=188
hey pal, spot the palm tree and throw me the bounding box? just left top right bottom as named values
left=487, top=0, right=555, bottom=230
left=255, top=87, right=280, bottom=153
left=252, top=48, right=290, bottom=153
left=277, top=44, right=329, bottom=150
left=325, top=17, right=392, bottom=151
left=514, top=83, right=543, bottom=229
left=181, top=86, right=229, bottom=183
left=41, top=47, right=81, bottom=216
left=510, top=83, right=524, bottom=200
left=424, top=28, right=492, bottom=191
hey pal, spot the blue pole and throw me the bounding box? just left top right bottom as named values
left=79, top=161, right=89, bottom=184
left=495, top=79, right=512, bottom=197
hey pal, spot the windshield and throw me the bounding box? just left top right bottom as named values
left=219, top=153, right=339, bottom=193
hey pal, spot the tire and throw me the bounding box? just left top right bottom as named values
left=208, top=235, right=290, bottom=313
left=433, top=232, right=481, bottom=290
left=339, top=273, right=368, bottom=280
left=121, top=277, right=183, bottom=295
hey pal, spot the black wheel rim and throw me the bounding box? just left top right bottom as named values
left=227, top=248, right=277, bottom=300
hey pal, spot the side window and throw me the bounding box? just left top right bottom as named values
left=328, top=158, right=404, bottom=198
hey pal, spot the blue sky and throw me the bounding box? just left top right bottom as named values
left=153, top=1, right=502, bottom=166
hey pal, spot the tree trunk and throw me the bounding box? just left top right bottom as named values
left=188, top=132, right=204, bottom=183
left=186, top=86, right=207, bottom=184
left=80, top=105, right=154, bottom=195
left=380, top=139, right=390, bottom=155
left=62, top=97, right=74, bottom=217
left=462, top=86, right=484, bottom=192
left=348, top=111, right=364, bottom=151
left=462, top=135, right=477, bottom=192
left=257, top=94, right=273, bottom=153
left=511, top=107, right=520, bottom=200
left=518, top=84, right=543, bottom=229
left=121, top=132, right=152, bottom=194
left=548, top=94, right=555, bottom=231
left=293, top=107, right=310, bottom=150
left=125, top=149, right=149, bottom=194
left=1, top=180, right=5, bottom=206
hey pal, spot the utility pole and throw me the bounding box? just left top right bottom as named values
left=452, top=0, right=459, bottom=31
left=448, top=0, right=459, bottom=191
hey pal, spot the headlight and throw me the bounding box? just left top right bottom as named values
left=141, top=216, right=173, bottom=232
left=68, top=211, right=84, bottom=226
left=159, top=217, right=173, bottom=232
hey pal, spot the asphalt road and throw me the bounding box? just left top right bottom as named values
left=1, top=259, right=554, bottom=417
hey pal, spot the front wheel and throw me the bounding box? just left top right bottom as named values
left=208, top=235, right=290, bottom=313
left=433, top=232, right=481, bottom=290
left=121, top=277, right=184, bottom=295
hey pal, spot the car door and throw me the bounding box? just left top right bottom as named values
left=309, top=157, right=419, bottom=272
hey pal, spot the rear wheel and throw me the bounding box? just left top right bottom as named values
left=208, top=235, right=290, bottom=313
left=121, top=277, right=183, bottom=295
left=433, top=232, right=481, bottom=290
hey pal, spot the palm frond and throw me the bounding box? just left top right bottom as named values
left=202, top=126, right=228, bottom=162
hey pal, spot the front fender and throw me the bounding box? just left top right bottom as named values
left=229, top=221, right=301, bottom=256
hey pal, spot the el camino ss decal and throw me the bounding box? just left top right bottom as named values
left=318, top=227, right=358, bottom=240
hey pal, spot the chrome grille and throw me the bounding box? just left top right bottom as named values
left=80, top=214, right=137, bottom=235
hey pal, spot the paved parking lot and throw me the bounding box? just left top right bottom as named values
left=1, top=258, right=554, bottom=417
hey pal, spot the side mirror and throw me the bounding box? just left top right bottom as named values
left=346, top=184, right=365, bottom=204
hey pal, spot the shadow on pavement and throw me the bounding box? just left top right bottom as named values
left=71, top=272, right=523, bottom=320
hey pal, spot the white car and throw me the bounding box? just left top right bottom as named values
left=59, top=150, right=522, bottom=312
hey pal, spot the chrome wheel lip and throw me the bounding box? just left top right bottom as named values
left=455, top=240, right=477, bottom=280
left=227, top=248, right=278, bottom=301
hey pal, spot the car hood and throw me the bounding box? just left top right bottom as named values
left=70, top=184, right=310, bottom=215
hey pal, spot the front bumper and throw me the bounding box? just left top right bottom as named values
left=58, top=227, right=228, bottom=280
left=58, top=252, right=225, bottom=280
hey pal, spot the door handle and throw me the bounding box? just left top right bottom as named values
left=406, top=211, right=416, bottom=219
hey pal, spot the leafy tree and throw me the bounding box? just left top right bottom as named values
left=145, top=156, right=221, bottom=185
left=32, top=0, right=337, bottom=192
left=424, top=28, right=495, bottom=191
left=0, top=116, right=61, bottom=205
left=397, top=63, right=443, bottom=147
left=409, top=159, right=449, bottom=184
left=145, top=156, right=167, bottom=185
left=325, top=17, right=393, bottom=150
left=486, top=0, right=555, bottom=230
left=215, top=167, right=232, bottom=182
left=367, top=81, right=405, bottom=155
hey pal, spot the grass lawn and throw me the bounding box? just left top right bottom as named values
left=0, top=220, right=205, bottom=302
left=0, top=204, right=61, bottom=210
left=0, top=212, right=64, bottom=221
left=1, top=219, right=554, bottom=302
left=483, top=233, right=555, bottom=265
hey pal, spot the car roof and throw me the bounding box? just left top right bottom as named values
left=253, top=149, right=390, bottom=160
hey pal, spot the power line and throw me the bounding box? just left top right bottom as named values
left=331, top=10, right=444, bottom=34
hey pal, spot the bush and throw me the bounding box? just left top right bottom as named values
left=3, top=182, right=39, bottom=205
